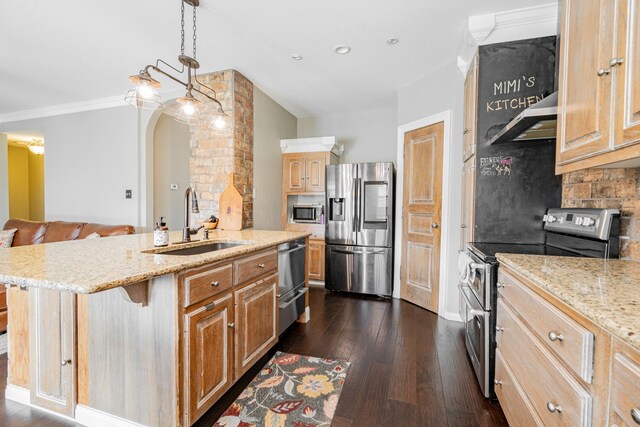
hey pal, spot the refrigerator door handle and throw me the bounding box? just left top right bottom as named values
left=332, top=248, right=386, bottom=255
left=353, top=177, right=359, bottom=233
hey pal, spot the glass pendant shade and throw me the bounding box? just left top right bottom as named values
left=174, top=94, right=202, bottom=125
left=208, top=109, right=228, bottom=130
left=124, top=72, right=164, bottom=110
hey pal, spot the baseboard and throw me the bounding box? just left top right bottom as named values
left=5, top=384, right=30, bottom=405
left=5, top=385, right=78, bottom=424
left=76, top=404, right=146, bottom=427
left=442, top=311, right=463, bottom=322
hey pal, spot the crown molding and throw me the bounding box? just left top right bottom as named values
left=280, top=136, right=344, bottom=156
left=0, top=95, right=127, bottom=124
left=457, top=3, right=558, bottom=75
left=0, top=89, right=186, bottom=124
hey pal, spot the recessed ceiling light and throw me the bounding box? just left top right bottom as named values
left=334, top=45, right=352, bottom=55
left=291, top=54, right=303, bottom=60
left=386, top=38, right=400, bottom=46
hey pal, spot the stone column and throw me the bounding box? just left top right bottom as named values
left=190, top=69, right=253, bottom=228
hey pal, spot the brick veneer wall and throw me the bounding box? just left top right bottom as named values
left=190, top=70, right=254, bottom=228
left=562, top=168, right=640, bottom=260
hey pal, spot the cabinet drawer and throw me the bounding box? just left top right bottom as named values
left=498, top=269, right=594, bottom=383
left=609, top=350, right=640, bottom=427
left=0, top=288, right=6, bottom=310
left=495, top=349, right=543, bottom=427
left=184, top=263, right=233, bottom=307
left=497, top=299, right=592, bottom=427
left=234, top=249, right=277, bottom=285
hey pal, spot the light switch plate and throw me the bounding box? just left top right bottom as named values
left=125, top=189, right=132, bottom=199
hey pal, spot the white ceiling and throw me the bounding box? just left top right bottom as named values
left=0, top=0, right=553, bottom=118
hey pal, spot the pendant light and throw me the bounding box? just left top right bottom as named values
left=125, top=0, right=227, bottom=129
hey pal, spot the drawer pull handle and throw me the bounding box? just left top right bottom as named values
left=494, top=379, right=502, bottom=387
left=228, top=322, right=235, bottom=328
left=548, top=331, right=564, bottom=342
left=547, top=401, right=562, bottom=414
left=211, top=281, right=220, bottom=287
left=258, top=263, right=266, bottom=268
left=496, top=326, right=504, bottom=332
left=205, top=302, right=216, bottom=311
left=631, top=408, right=640, bottom=424
left=61, top=359, right=72, bottom=367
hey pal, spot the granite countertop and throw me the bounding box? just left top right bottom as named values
left=496, top=253, right=640, bottom=352
left=0, top=229, right=310, bottom=294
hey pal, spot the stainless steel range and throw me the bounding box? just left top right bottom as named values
left=458, top=208, right=620, bottom=398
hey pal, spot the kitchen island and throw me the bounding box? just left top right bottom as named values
left=0, top=229, right=310, bottom=427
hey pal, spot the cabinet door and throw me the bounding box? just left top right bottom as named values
left=463, top=55, right=478, bottom=161
left=29, top=289, right=76, bottom=416
left=305, top=153, right=327, bottom=192
left=557, top=0, right=616, bottom=165
left=614, top=0, right=640, bottom=148
left=283, top=154, right=306, bottom=192
left=234, top=274, right=278, bottom=378
left=460, top=157, right=476, bottom=249
left=308, top=239, right=325, bottom=281
left=184, top=292, right=234, bottom=425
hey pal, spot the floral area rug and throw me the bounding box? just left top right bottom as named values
left=214, top=352, right=350, bottom=427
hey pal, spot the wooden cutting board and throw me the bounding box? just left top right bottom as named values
left=218, top=173, right=243, bottom=230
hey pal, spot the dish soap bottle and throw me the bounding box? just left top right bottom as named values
left=154, top=217, right=169, bottom=247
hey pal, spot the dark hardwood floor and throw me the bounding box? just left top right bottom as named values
left=0, top=287, right=508, bottom=426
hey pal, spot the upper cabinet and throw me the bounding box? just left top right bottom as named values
left=556, top=0, right=640, bottom=173
left=463, top=54, right=478, bottom=162
left=283, top=153, right=328, bottom=193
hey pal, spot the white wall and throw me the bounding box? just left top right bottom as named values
left=0, top=134, right=8, bottom=226
left=0, top=107, right=141, bottom=226
left=253, top=87, right=298, bottom=230
left=153, top=113, right=190, bottom=231
left=297, top=108, right=398, bottom=164
left=397, top=60, right=465, bottom=319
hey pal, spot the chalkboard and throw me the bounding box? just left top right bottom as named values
left=473, top=36, right=562, bottom=244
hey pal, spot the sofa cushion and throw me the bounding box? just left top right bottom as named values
left=3, top=219, right=48, bottom=246
left=43, top=221, right=85, bottom=243
left=0, top=228, right=17, bottom=248
left=78, top=223, right=135, bottom=238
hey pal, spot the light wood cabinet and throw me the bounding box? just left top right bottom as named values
left=496, top=265, right=614, bottom=427
left=283, top=154, right=306, bottom=192
left=463, top=54, right=478, bottom=161
left=283, top=152, right=328, bottom=193
left=608, top=339, right=640, bottom=427
left=556, top=0, right=640, bottom=172
left=234, top=273, right=278, bottom=378
left=460, top=157, right=475, bottom=249
left=308, top=238, right=325, bottom=281
left=29, top=288, right=76, bottom=417
left=184, top=292, right=234, bottom=425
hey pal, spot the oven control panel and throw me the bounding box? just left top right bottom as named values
left=543, top=208, right=620, bottom=240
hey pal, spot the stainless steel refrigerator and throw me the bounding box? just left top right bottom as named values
left=325, top=162, right=394, bottom=296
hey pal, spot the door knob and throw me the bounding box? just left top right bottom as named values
left=431, top=223, right=439, bottom=229
left=258, top=263, right=266, bottom=268
left=228, top=322, right=235, bottom=328
left=610, top=57, right=624, bottom=67
left=597, top=67, right=611, bottom=76
left=211, top=281, right=220, bottom=287
left=61, top=359, right=72, bottom=366
left=547, top=401, right=562, bottom=414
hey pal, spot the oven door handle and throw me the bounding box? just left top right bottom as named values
left=458, top=285, right=487, bottom=318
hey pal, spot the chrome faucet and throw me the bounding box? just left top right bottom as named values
left=182, top=187, right=203, bottom=243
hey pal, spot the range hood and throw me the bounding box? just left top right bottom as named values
left=488, top=92, right=558, bottom=145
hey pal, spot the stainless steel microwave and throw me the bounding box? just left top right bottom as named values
left=292, top=204, right=323, bottom=224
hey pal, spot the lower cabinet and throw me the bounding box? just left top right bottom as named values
left=182, top=254, right=280, bottom=425
left=608, top=340, right=640, bottom=427
left=184, top=292, right=234, bottom=426
left=234, top=273, right=278, bottom=378
left=29, top=288, right=76, bottom=417
left=308, top=239, right=325, bottom=281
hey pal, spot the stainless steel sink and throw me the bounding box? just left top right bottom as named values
left=158, top=241, right=246, bottom=256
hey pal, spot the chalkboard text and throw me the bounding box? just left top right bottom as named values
left=486, top=94, right=543, bottom=112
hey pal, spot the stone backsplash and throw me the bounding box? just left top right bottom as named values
left=562, top=168, right=640, bottom=260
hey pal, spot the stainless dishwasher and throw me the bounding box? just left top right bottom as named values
left=278, top=238, right=307, bottom=335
